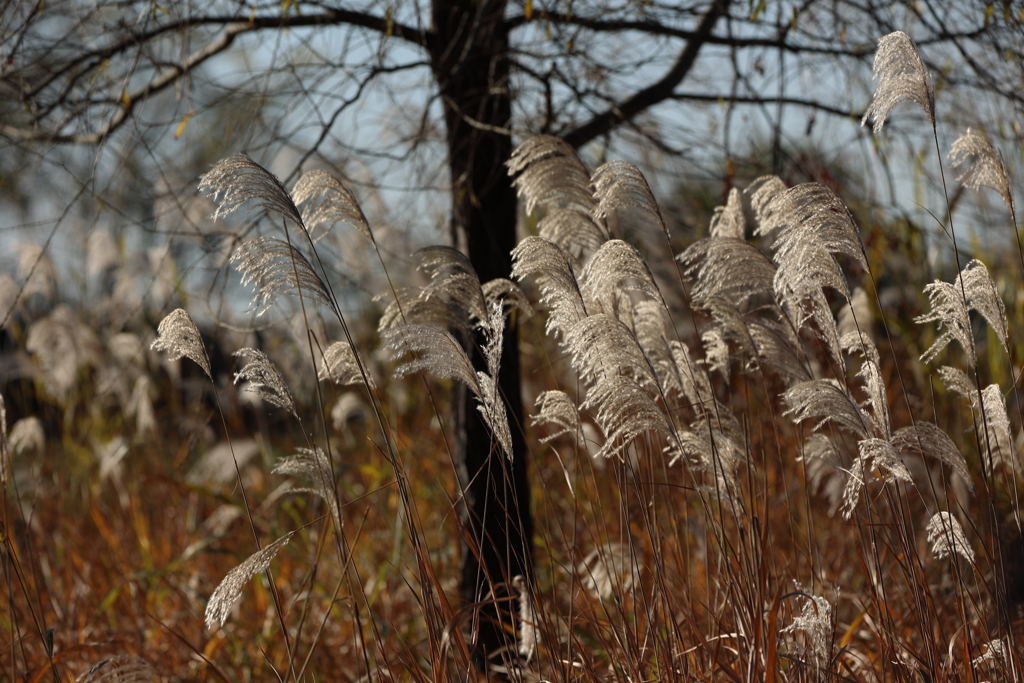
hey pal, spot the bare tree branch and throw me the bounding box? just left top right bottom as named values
left=562, top=0, right=731, bottom=149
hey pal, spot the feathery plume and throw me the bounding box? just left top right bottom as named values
left=784, top=379, right=870, bottom=439
left=151, top=308, right=212, bottom=380
left=709, top=187, right=746, bottom=239
left=972, top=639, right=1008, bottom=668
left=382, top=324, right=479, bottom=392
left=508, top=135, right=595, bottom=215
left=537, top=208, right=608, bottom=258
left=579, top=239, right=666, bottom=314
left=9, top=417, right=45, bottom=456
left=532, top=390, right=582, bottom=443
left=798, top=433, right=846, bottom=517
left=188, top=440, right=260, bottom=486
left=949, top=128, right=1014, bottom=214
left=584, top=375, right=673, bottom=460
left=511, top=237, right=587, bottom=339
left=591, top=160, right=667, bottom=235
left=747, top=175, right=788, bottom=230
left=926, top=511, right=974, bottom=562
left=891, top=423, right=973, bottom=493
left=759, top=183, right=864, bottom=363
left=78, top=654, right=160, bottom=683
left=578, top=542, right=639, bottom=600
left=781, top=586, right=835, bottom=668
left=566, top=314, right=656, bottom=388
left=701, top=327, right=730, bottom=376
left=977, top=383, right=1014, bottom=469
left=273, top=447, right=339, bottom=529
left=291, top=169, right=372, bottom=242
left=512, top=575, right=538, bottom=661
left=841, top=438, right=913, bottom=519
left=482, top=278, right=534, bottom=319
left=232, top=236, right=337, bottom=317
left=26, top=308, right=87, bottom=401
left=476, top=303, right=514, bottom=458
left=633, top=301, right=684, bottom=397
left=673, top=420, right=743, bottom=496
left=763, top=183, right=866, bottom=297
left=319, top=341, right=374, bottom=389
left=698, top=295, right=758, bottom=369
left=937, top=365, right=974, bottom=398
left=861, top=31, right=935, bottom=132
left=916, top=259, right=1007, bottom=365
left=416, top=246, right=488, bottom=327
left=376, top=286, right=468, bottom=333
left=474, top=372, right=514, bottom=460
left=678, top=237, right=776, bottom=306
left=749, top=318, right=813, bottom=383
left=857, top=359, right=890, bottom=438
left=199, top=154, right=303, bottom=225
left=233, top=348, right=297, bottom=418
left=840, top=330, right=881, bottom=368
left=205, top=531, right=298, bottom=630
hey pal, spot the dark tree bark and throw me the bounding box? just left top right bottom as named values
left=429, top=0, right=533, bottom=668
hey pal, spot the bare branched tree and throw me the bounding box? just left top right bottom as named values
left=3, top=0, right=1022, bottom=667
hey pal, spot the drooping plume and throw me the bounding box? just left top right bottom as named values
left=79, top=654, right=160, bottom=683
left=748, top=175, right=788, bottom=230
left=416, top=246, right=488, bottom=328
left=709, top=187, right=746, bottom=239
left=916, top=259, right=1007, bottom=365
left=511, top=236, right=587, bottom=339
left=591, top=160, right=667, bottom=236
left=926, top=511, right=974, bottom=562
left=579, top=239, right=667, bottom=314
left=151, top=308, right=212, bottom=380
left=319, top=341, right=374, bottom=389
left=861, top=31, right=935, bottom=132
left=382, top=322, right=513, bottom=458
left=291, top=169, right=373, bottom=242
left=759, top=183, right=866, bottom=363
left=949, top=128, right=1014, bottom=214
left=784, top=379, right=870, bottom=439
left=891, top=422, right=973, bottom=493
left=583, top=375, right=674, bottom=461
left=532, top=390, right=582, bottom=443
left=233, top=348, right=297, bottom=418
left=273, top=447, right=340, bottom=529
left=205, top=531, right=297, bottom=630
left=232, top=236, right=337, bottom=318
left=566, top=314, right=657, bottom=389
left=841, top=438, right=913, bottom=519
left=199, top=154, right=304, bottom=226
left=508, top=135, right=595, bottom=216
left=678, top=237, right=776, bottom=306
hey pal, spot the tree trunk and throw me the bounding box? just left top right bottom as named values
left=429, top=0, right=533, bottom=671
